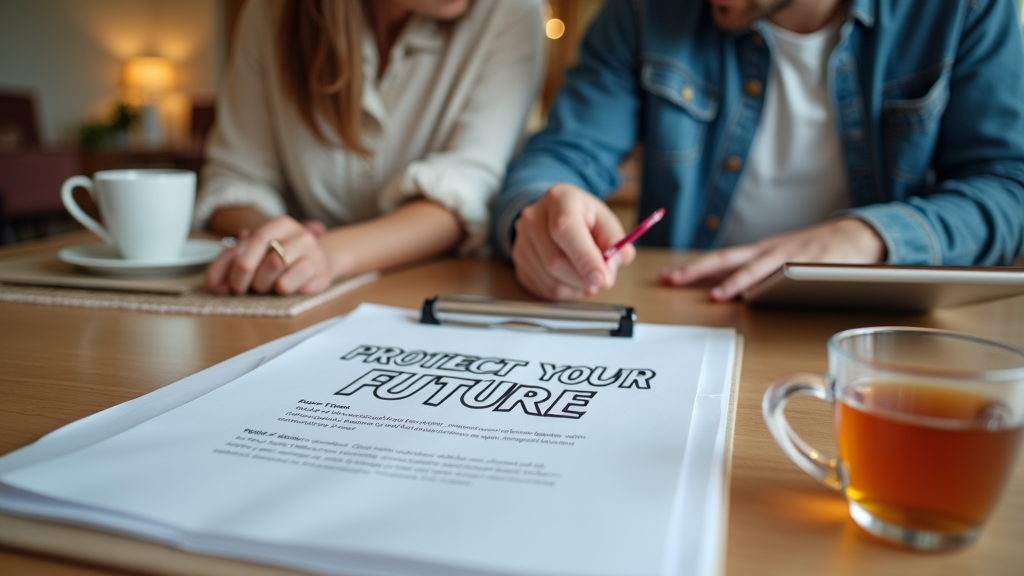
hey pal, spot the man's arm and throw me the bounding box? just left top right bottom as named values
left=661, top=217, right=887, bottom=301
left=492, top=0, right=644, bottom=300
left=849, top=0, right=1024, bottom=267
left=665, top=0, right=1024, bottom=300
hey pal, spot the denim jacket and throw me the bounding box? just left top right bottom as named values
left=493, top=0, right=1024, bottom=266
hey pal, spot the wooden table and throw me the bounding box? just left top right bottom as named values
left=1, top=237, right=1022, bottom=576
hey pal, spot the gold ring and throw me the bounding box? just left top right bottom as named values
left=268, top=238, right=290, bottom=266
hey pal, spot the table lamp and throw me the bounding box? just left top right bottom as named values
left=122, top=56, right=175, bottom=148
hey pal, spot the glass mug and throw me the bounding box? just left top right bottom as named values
left=763, top=327, right=1024, bottom=550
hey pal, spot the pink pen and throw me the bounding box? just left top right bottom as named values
left=603, top=207, right=666, bottom=261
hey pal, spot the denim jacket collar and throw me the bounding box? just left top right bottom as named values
left=849, top=0, right=875, bottom=27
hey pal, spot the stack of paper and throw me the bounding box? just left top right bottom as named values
left=0, top=304, right=739, bottom=576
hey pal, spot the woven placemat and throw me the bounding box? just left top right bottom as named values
left=0, top=249, right=208, bottom=294
left=0, top=271, right=379, bottom=317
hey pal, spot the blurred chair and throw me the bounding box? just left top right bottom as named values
left=0, top=92, right=41, bottom=149
left=0, top=90, right=80, bottom=244
left=177, top=100, right=216, bottom=175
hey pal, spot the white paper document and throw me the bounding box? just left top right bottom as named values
left=0, top=304, right=738, bottom=576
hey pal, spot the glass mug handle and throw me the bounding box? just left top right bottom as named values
left=762, top=373, right=842, bottom=491
left=61, top=175, right=113, bottom=245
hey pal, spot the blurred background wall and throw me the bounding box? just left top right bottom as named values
left=0, top=0, right=607, bottom=149
left=0, top=0, right=603, bottom=243
left=0, top=0, right=221, bottom=147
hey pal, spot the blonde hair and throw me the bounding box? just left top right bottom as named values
left=277, top=0, right=369, bottom=155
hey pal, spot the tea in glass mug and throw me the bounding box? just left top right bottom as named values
left=763, top=327, right=1024, bottom=550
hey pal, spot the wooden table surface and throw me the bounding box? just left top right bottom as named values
left=1, top=236, right=1022, bottom=576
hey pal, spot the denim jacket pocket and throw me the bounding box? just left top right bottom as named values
left=882, top=65, right=951, bottom=185
left=641, top=56, right=719, bottom=165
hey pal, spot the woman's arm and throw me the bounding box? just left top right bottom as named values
left=377, top=0, right=544, bottom=253
left=207, top=207, right=270, bottom=236
left=194, top=1, right=290, bottom=229
left=206, top=199, right=462, bottom=295
left=206, top=0, right=541, bottom=296
left=319, top=199, right=463, bottom=278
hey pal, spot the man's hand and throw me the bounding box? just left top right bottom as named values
left=511, top=184, right=636, bottom=300
left=206, top=216, right=332, bottom=296
left=660, top=217, right=887, bottom=301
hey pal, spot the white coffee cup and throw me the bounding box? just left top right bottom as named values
left=61, top=169, right=196, bottom=261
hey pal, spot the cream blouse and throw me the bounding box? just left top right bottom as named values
left=195, top=0, right=543, bottom=252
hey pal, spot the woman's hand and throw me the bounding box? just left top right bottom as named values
left=206, top=199, right=463, bottom=296
left=659, top=217, right=887, bottom=301
left=206, top=216, right=332, bottom=295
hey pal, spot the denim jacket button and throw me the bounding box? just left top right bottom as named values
left=704, top=215, right=721, bottom=231
left=724, top=156, right=743, bottom=172
left=744, top=79, right=763, bottom=97
left=751, top=32, right=764, bottom=47
left=681, top=86, right=695, bottom=101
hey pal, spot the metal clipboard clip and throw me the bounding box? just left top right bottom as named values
left=420, top=295, right=635, bottom=337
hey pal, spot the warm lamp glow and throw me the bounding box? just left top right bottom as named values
left=545, top=18, right=566, bottom=40
left=122, top=56, right=175, bottom=91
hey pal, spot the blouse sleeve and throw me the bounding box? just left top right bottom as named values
left=377, top=0, right=544, bottom=253
left=193, top=0, right=289, bottom=229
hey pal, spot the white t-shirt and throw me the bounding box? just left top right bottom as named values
left=718, top=17, right=849, bottom=247
left=195, top=0, right=542, bottom=252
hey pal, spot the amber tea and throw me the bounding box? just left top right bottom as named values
left=837, top=382, right=1024, bottom=535
left=763, top=327, right=1024, bottom=550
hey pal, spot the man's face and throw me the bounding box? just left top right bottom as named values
left=707, top=0, right=796, bottom=31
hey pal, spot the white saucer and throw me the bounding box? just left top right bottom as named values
left=58, top=239, right=222, bottom=277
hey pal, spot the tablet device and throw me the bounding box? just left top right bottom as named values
left=743, top=263, right=1024, bottom=312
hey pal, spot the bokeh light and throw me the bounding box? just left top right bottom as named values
left=545, top=18, right=565, bottom=40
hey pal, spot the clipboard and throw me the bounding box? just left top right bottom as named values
left=0, top=339, right=744, bottom=576
left=420, top=295, right=636, bottom=337
left=0, top=304, right=742, bottom=576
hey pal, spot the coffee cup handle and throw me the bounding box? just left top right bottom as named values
left=61, top=175, right=113, bottom=245
left=762, top=373, right=842, bottom=491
